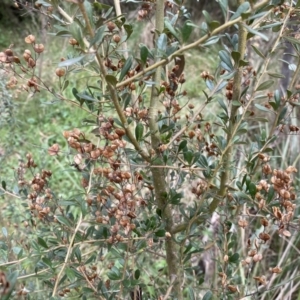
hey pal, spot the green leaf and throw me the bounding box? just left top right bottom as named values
left=119, top=56, right=133, bottom=81
left=69, top=22, right=85, bottom=49
left=208, top=21, right=220, bottom=31
left=277, top=106, right=287, bottom=125
left=187, top=286, right=195, bottom=300
left=84, top=1, right=94, bottom=30
left=202, top=10, right=212, bottom=24
left=42, top=256, right=53, bottom=268
left=55, top=215, right=73, bottom=227
left=267, top=72, right=285, bottom=79
left=55, top=30, right=71, bottom=37
left=230, top=2, right=250, bottom=20
left=37, top=237, right=48, bottom=249
left=184, top=150, right=193, bottom=165
left=165, top=18, right=180, bottom=41
left=248, top=182, right=257, bottom=198
left=178, top=140, right=187, bottom=153
left=255, top=104, right=272, bottom=113
left=72, top=87, right=84, bottom=106
left=134, top=269, right=140, bottom=280
left=251, top=45, right=265, bottom=59
left=197, top=155, right=208, bottom=168
left=202, top=291, right=213, bottom=300
left=181, top=20, right=193, bottom=43
left=203, top=36, right=220, bottom=46
left=74, top=246, right=82, bottom=263
left=2, top=227, right=7, bottom=237
left=232, top=100, right=241, bottom=107
left=239, top=59, right=249, bottom=67
left=62, top=80, right=69, bottom=91
left=283, top=35, right=300, bottom=46
left=90, top=25, right=106, bottom=47
left=107, top=266, right=121, bottom=280
left=206, top=79, right=214, bottom=90
left=1, top=180, right=6, bottom=190
left=274, top=90, right=280, bottom=108
left=231, top=51, right=240, bottom=65
left=157, top=33, right=167, bottom=53
left=58, top=55, right=85, bottom=67
left=140, top=44, right=150, bottom=64
left=124, top=24, right=133, bottom=40
left=105, top=75, right=117, bottom=87
left=155, top=229, right=165, bottom=237
left=219, top=50, right=233, bottom=71
left=243, top=24, right=269, bottom=41
left=256, top=80, right=274, bottom=91
left=135, top=123, right=144, bottom=142
left=229, top=252, right=240, bottom=263
left=218, top=98, right=228, bottom=114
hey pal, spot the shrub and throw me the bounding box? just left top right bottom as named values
left=1, top=0, right=300, bottom=299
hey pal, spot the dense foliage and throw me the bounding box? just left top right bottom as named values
left=1, top=0, right=300, bottom=299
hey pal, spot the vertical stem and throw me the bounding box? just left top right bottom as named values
left=209, top=0, right=248, bottom=212
left=149, top=1, right=183, bottom=299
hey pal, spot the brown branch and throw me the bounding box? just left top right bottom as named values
left=115, top=0, right=270, bottom=89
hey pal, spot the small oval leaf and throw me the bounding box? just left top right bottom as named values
left=256, top=80, right=274, bottom=91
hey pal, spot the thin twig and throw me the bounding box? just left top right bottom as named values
left=52, top=213, right=83, bottom=296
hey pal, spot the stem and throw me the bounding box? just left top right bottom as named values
left=209, top=0, right=248, bottom=212
left=115, top=0, right=270, bottom=89
left=77, top=1, right=150, bottom=162
left=113, top=0, right=128, bottom=59
left=173, top=5, right=291, bottom=238
left=52, top=213, right=83, bottom=296
left=149, top=0, right=183, bottom=299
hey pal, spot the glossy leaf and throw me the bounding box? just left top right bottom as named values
left=106, top=75, right=117, bottom=86
left=119, top=56, right=133, bottom=81
left=90, top=25, right=106, bottom=47
left=251, top=45, right=265, bottom=58
left=140, top=44, right=150, bottom=64
left=37, top=237, right=48, bottom=249
left=165, top=18, right=180, bottom=41
left=181, top=20, right=193, bottom=43
left=256, top=80, right=274, bottom=91
left=248, top=182, right=257, bottom=198
left=255, top=104, right=272, bottom=113
left=219, top=50, right=234, bottom=71
left=124, top=24, right=133, bottom=40
left=231, top=51, right=240, bottom=64
left=55, top=215, right=73, bottom=227
left=203, top=36, right=220, bottom=46
left=202, top=291, right=213, bottom=300
left=243, top=24, right=268, bottom=41
left=230, top=2, right=250, bottom=20
left=135, top=123, right=144, bottom=142
left=157, top=33, right=167, bottom=53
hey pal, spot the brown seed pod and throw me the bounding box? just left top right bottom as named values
left=113, top=35, right=121, bottom=43
left=69, top=38, right=78, bottom=46
left=33, top=44, right=45, bottom=53
left=5, top=49, right=13, bottom=56
left=25, top=34, right=36, bottom=44
left=107, top=22, right=116, bottom=32
left=28, top=58, right=36, bottom=68
left=55, top=68, right=66, bottom=77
